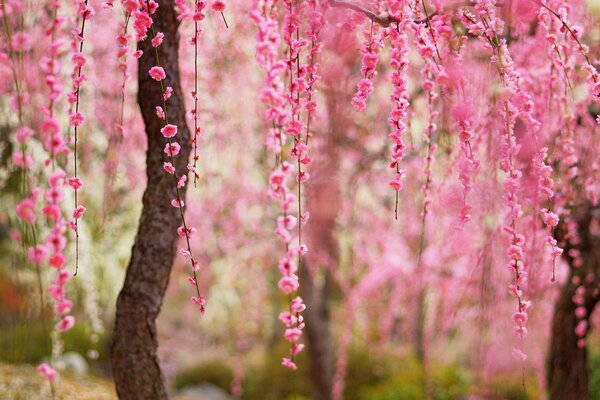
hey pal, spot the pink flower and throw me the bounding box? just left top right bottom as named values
left=47, top=233, right=67, bottom=253
left=37, top=363, right=57, bottom=381
left=55, top=299, right=73, bottom=315
left=191, top=296, right=206, bottom=315
left=148, top=0, right=159, bottom=14
left=12, top=152, right=34, bottom=168
left=290, top=296, right=306, bottom=312
left=163, top=86, right=173, bottom=100
left=156, top=106, right=165, bottom=119
left=11, top=32, right=32, bottom=52
left=278, top=275, right=299, bottom=294
left=68, top=177, right=83, bottom=190
left=279, top=312, right=293, bottom=327
left=43, top=205, right=61, bottom=220
left=178, top=225, right=197, bottom=238
left=212, top=0, right=225, bottom=12
left=575, top=306, right=587, bottom=319
left=278, top=257, right=296, bottom=275
left=164, top=142, right=181, bottom=157
left=284, top=328, right=302, bottom=342
left=49, top=253, right=65, bottom=268
left=149, top=66, right=166, bottom=81
left=541, top=208, right=559, bottom=228
left=71, top=52, right=86, bottom=67
left=16, top=126, right=34, bottom=143
left=57, top=315, right=75, bottom=331
left=512, top=311, right=528, bottom=326
left=575, top=320, right=588, bottom=337
left=388, top=173, right=404, bottom=191
left=281, top=358, right=297, bottom=370
left=291, top=343, right=305, bottom=356
left=16, top=199, right=36, bottom=224
left=152, top=32, right=164, bottom=48
left=70, top=112, right=85, bottom=127
left=72, top=205, right=86, bottom=219
left=28, top=245, right=48, bottom=264
left=171, top=198, right=184, bottom=208
left=161, top=124, right=178, bottom=138
left=511, top=348, right=527, bottom=362
left=163, top=162, right=175, bottom=174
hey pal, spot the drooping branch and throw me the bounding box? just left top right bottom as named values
left=327, top=0, right=398, bottom=27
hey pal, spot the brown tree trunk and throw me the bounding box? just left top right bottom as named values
left=300, top=93, right=345, bottom=400
left=300, top=265, right=334, bottom=400
left=547, top=206, right=600, bottom=400
left=110, top=2, right=190, bottom=399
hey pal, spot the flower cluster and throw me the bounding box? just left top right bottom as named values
left=68, top=0, right=95, bottom=276
left=351, top=23, right=383, bottom=111
left=386, top=10, right=411, bottom=213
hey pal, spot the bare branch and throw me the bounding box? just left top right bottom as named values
left=328, top=0, right=398, bottom=27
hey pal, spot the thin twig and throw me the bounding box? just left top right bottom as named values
left=328, top=0, right=398, bottom=27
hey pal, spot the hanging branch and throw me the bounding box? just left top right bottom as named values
left=327, top=0, right=398, bottom=27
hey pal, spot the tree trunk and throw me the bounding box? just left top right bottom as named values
left=547, top=276, right=590, bottom=400
left=300, top=94, right=345, bottom=400
left=547, top=206, right=600, bottom=400
left=110, top=2, right=190, bottom=399
left=300, top=264, right=334, bottom=400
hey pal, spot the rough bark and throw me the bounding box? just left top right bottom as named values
left=110, top=2, right=190, bottom=399
left=548, top=206, right=600, bottom=400
left=300, top=92, right=346, bottom=400
left=300, top=264, right=334, bottom=400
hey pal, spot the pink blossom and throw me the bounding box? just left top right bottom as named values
left=70, top=112, right=85, bottom=127
left=171, top=198, right=184, bottom=208
left=575, top=320, right=588, bottom=337
left=278, top=257, right=296, bottom=275
left=28, top=245, right=48, bottom=264
left=284, top=328, right=302, bottom=342
left=161, top=124, right=178, bottom=138
left=291, top=343, right=305, bottom=356
left=68, top=177, right=83, bottom=190
left=511, top=348, right=527, bottom=361
left=212, top=0, right=225, bottom=12
left=16, top=126, right=34, bottom=143
left=55, top=299, right=73, bottom=315
left=72, top=205, right=86, bottom=219
left=57, top=315, right=75, bottom=331
left=149, top=66, right=166, bottom=81
left=281, top=358, right=297, bottom=370
left=152, top=32, right=164, bottom=48
left=164, top=142, right=181, bottom=157
left=37, top=363, right=57, bottom=381
left=47, top=233, right=67, bottom=253
left=512, top=311, right=528, bottom=326
left=43, top=205, right=61, bottom=220
left=49, top=253, right=66, bottom=268
left=278, top=275, right=299, bottom=294
left=290, top=296, right=306, bottom=312
left=388, top=173, right=404, bottom=191
left=71, top=52, right=86, bottom=67
left=163, top=162, right=175, bottom=174
left=163, top=86, right=173, bottom=100
left=16, top=199, right=36, bottom=224
left=541, top=208, right=559, bottom=228
left=11, top=32, right=32, bottom=52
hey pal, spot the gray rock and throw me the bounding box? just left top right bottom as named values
left=53, top=352, right=89, bottom=375
left=176, top=383, right=234, bottom=400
